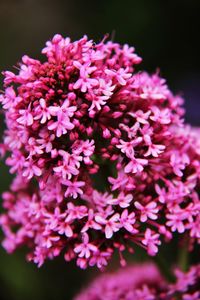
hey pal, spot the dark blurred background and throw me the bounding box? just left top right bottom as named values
left=0, top=0, right=200, bottom=299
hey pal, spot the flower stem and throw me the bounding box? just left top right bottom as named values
left=153, top=254, right=176, bottom=283
left=178, top=238, right=189, bottom=272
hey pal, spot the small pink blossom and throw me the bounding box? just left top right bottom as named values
left=81, top=209, right=102, bottom=233
left=62, top=180, right=85, bottom=199
left=144, top=143, right=165, bottom=158
left=108, top=172, right=128, bottom=191
left=53, top=152, right=79, bottom=180
left=117, top=138, right=142, bottom=158
left=22, top=160, right=42, bottom=179
left=150, top=106, right=171, bottom=124
left=74, top=233, right=97, bottom=258
left=124, top=157, right=148, bottom=173
left=95, top=213, right=120, bottom=239
left=41, top=232, right=60, bottom=249
left=166, top=209, right=188, bottom=233
left=120, top=209, right=137, bottom=233
left=17, top=105, right=33, bottom=126
left=170, top=151, right=190, bottom=177
left=105, top=67, right=132, bottom=85
left=58, top=220, right=73, bottom=238
left=129, top=110, right=151, bottom=124
left=48, top=111, right=75, bottom=137
left=108, top=192, right=133, bottom=208
left=73, top=61, right=98, bottom=92
left=142, top=229, right=161, bottom=256
left=34, top=98, right=53, bottom=124
left=135, top=201, right=159, bottom=222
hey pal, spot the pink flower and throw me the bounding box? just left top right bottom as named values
left=120, top=209, right=137, bottom=233
left=166, top=209, right=188, bottom=233
left=41, top=232, right=60, bottom=249
left=58, top=220, right=73, bottom=238
left=108, top=172, right=128, bottom=191
left=88, top=79, right=115, bottom=111
left=22, top=160, right=42, bottom=179
left=75, top=263, right=200, bottom=300
left=105, top=67, right=132, bottom=85
left=73, top=61, right=98, bottom=92
left=17, top=105, right=33, bottom=126
left=81, top=209, right=102, bottom=233
left=187, top=215, right=200, bottom=238
left=144, top=142, right=165, bottom=158
left=34, top=98, right=53, bottom=124
left=6, top=151, right=25, bottom=173
left=183, top=292, right=200, bottom=300
left=43, top=207, right=66, bottom=230
left=53, top=151, right=80, bottom=180
left=124, top=157, right=148, bottom=173
left=150, top=106, right=171, bottom=124
left=117, top=138, right=142, bottom=158
left=48, top=98, right=77, bottom=118
left=108, top=192, right=133, bottom=208
left=89, top=249, right=112, bottom=269
left=129, top=110, right=151, bottom=124
left=170, top=151, right=190, bottom=177
left=0, top=87, right=20, bottom=109
left=95, top=213, right=120, bottom=239
left=48, top=112, right=74, bottom=137
left=74, top=233, right=97, bottom=258
left=62, top=180, right=85, bottom=199
left=47, top=100, right=76, bottom=137
left=142, top=228, right=161, bottom=256
left=0, top=33, right=200, bottom=270
left=155, top=184, right=167, bottom=204
left=26, top=137, right=44, bottom=157
left=135, top=201, right=159, bottom=222
left=66, top=202, right=87, bottom=220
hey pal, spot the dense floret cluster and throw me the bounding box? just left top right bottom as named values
left=74, top=263, right=200, bottom=300
left=0, top=34, right=200, bottom=269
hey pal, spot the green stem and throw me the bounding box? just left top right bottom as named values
left=178, top=238, right=189, bottom=272
left=153, top=254, right=176, bottom=283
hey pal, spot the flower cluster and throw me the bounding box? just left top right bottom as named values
left=0, top=34, right=200, bottom=269
left=74, top=263, right=200, bottom=300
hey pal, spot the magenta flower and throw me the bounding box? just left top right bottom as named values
left=0, top=34, right=200, bottom=269
left=135, top=201, right=158, bottom=222
left=142, top=228, right=161, bottom=256
left=74, top=263, right=200, bottom=300
left=169, top=264, right=200, bottom=300
left=95, top=213, right=120, bottom=239
left=74, top=233, right=97, bottom=259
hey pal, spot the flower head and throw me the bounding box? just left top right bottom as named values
left=74, top=263, right=200, bottom=300
left=0, top=34, right=200, bottom=269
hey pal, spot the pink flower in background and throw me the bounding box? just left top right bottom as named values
left=0, top=34, right=200, bottom=269
left=169, top=264, right=200, bottom=299
left=74, top=263, right=200, bottom=300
